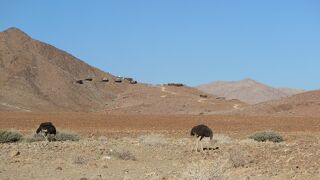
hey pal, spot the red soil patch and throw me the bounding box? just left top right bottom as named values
left=1, top=112, right=319, bottom=137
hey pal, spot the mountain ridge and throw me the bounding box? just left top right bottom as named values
left=0, top=27, right=126, bottom=111
left=236, top=90, right=320, bottom=117
left=0, top=27, right=245, bottom=114
left=196, top=78, right=305, bottom=104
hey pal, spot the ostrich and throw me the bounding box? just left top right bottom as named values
left=190, top=124, right=213, bottom=152
left=36, top=122, right=57, bottom=141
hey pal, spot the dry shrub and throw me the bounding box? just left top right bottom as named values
left=54, top=130, right=80, bottom=141
left=24, top=133, right=46, bottom=142
left=228, top=148, right=253, bottom=168
left=0, top=129, right=23, bottom=143
left=25, top=130, right=80, bottom=142
left=249, top=131, right=283, bottom=143
left=181, top=159, right=229, bottom=180
left=181, top=161, right=212, bottom=180
left=73, top=156, right=87, bottom=165
left=108, top=149, right=137, bottom=161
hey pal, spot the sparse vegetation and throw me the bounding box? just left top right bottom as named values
left=0, top=129, right=23, bottom=143
left=249, top=131, right=283, bottom=143
left=108, top=149, right=137, bottom=161
left=73, top=156, right=87, bottom=165
left=181, top=161, right=213, bottom=180
left=182, top=158, right=229, bottom=180
left=210, top=134, right=232, bottom=145
left=138, top=134, right=168, bottom=146
left=25, top=133, right=57, bottom=142
left=54, top=130, right=80, bottom=141
left=228, top=148, right=253, bottom=168
left=25, top=130, right=80, bottom=142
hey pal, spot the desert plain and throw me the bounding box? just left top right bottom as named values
left=1, top=112, right=320, bottom=180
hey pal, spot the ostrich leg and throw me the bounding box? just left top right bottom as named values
left=195, top=136, right=201, bottom=152
left=200, top=140, right=204, bottom=152
left=40, top=133, right=49, bottom=147
left=44, top=135, right=48, bottom=142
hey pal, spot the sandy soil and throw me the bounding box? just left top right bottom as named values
left=1, top=112, right=320, bottom=179
left=0, top=112, right=319, bottom=136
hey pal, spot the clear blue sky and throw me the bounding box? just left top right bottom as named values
left=1, top=0, right=320, bottom=90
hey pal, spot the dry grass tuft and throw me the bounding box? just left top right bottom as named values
left=73, top=156, right=88, bottom=165
left=249, top=131, right=284, bottom=143
left=108, top=149, right=137, bottom=161
left=25, top=130, right=80, bottom=142
left=228, top=148, right=253, bottom=168
left=181, top=161, right=213, bottom=180
left=0, top=129, right=23, bottom=143
left=25, top=133, right=47, bottom=142
left=181, top=158, right=229, bottom=180
left=54, top=130, right=80, bottom=141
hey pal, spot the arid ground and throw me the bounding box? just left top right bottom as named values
left=1, top=112, right=320, bottom=179
left=1, top=27, right=320, bottom=180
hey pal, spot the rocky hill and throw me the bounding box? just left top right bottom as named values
left=104, top=83, right=246, bottom=115
left=0, top=27, right=129, bottom=111
left=236, top=90, right=320, bottom=117
left=197, top=79, right=304, bottom=104
left=0, top=27, right=245, bottom=114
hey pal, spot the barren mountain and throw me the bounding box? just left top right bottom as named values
left=0, top=27, right=130, bottom=111
left=278, top=88, right=305, bottom=95
left=237, top=90, right=320, bottom=117
left=196, top=79, right=304, bottom=104
left=0, top=27, right=245, bottom=114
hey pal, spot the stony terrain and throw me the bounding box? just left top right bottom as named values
left=1, top=131, right=320, bottom=180
left=1, top=112, right=320, bottom=179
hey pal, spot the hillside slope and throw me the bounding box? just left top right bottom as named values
left=0, top=27, right=245, bottom=114
left=105, top=83, right=246, bottom=115
left=197, top=79, right=304, bottom=104
left=237, top=90, right=320, bottom=117
left=0, top=27, right=128, bottom=111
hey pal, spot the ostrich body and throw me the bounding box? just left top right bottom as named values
left=36, top=122, right=57, bottom=141
left=190, top=124, right=213, bottom=152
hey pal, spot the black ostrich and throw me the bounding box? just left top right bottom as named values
left=36, top=122, right=57, bottom=141
left=190, top=124, right=213, bottom=152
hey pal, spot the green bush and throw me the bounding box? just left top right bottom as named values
left=0, top=129, right=23, bottom=143
left=249, top=131, right=283, bottom=143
